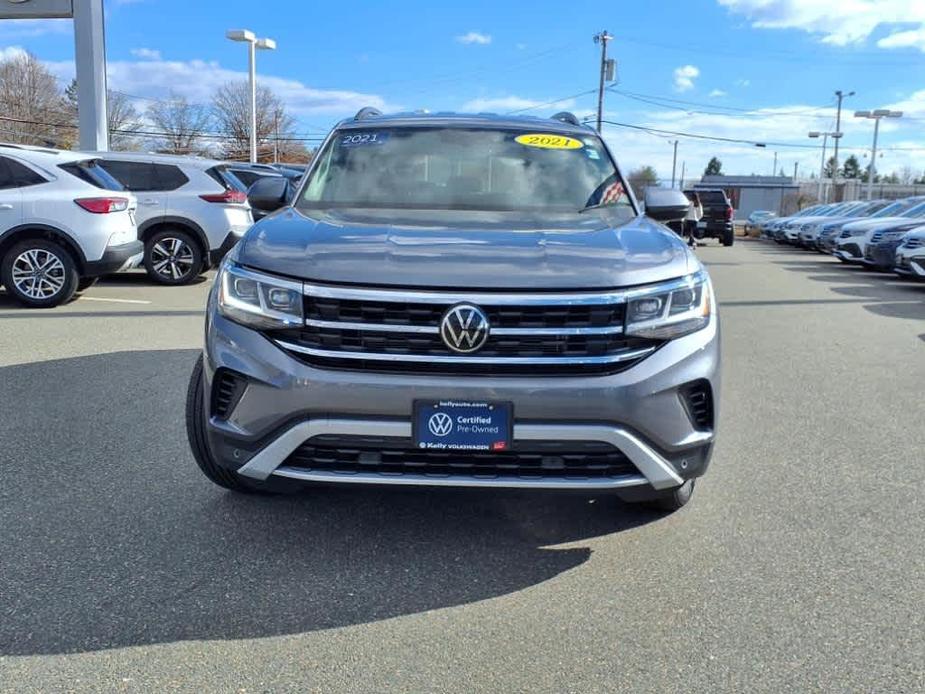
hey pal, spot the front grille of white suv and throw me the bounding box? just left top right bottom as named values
left=267, top=284, right=662, bottom=376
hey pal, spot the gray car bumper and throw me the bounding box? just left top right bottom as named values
left=202, top=301, right=720, bottom=492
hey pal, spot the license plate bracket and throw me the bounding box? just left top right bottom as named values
left=413, top=400, right=513, bottom=452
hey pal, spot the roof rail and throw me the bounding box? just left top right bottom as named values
left=550, top=111, right=581, bottom=126
left=354, top=107, right=383, bottom=121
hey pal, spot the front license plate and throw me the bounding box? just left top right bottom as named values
left=413, top=400, right=513, bottom=452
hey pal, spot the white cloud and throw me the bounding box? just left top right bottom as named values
left=673, top=65, right=700, bottom=92
left=709, top=89, right=728, bottom=97
left=736, top=79, right=751, bottom=87
left=718, top=0, right=925, bottom=50
left=0, top=46, right=28, bottom=62
left=130, top=48, right=161, bottom=60
left=456, top=31, right=492, bottom=45
left=45, top=57, right=397, bottom=117
left=877, top=27, right=925, bottom=52
left=461, top=95, right=576, bottom=113
left=0, top=18, right=69, bottom=38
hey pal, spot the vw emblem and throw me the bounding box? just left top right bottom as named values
left=440, top=303, right=490, bottom=353
left=427, top=412, right=454, bottom=437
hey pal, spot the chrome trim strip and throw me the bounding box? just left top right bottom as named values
left=236, top=418, right=689, bottom=490
left=305, top=318, right=439, bottom=334
left=302, top=274, right=704, bottom=305
left=303, top=318, right=624, bottom=336
left=274, top=340, right=656, bottom=365
left=272, top=467, right=650, bottom=490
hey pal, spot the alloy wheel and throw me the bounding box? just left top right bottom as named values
left=11, top=248, right=66, bottom=300
left=150, top=237, right=195, bottom=281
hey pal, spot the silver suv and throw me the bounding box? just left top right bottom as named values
left=97, top=153, right=253, bottom=284
left=186, top=111, right=720, bottom=513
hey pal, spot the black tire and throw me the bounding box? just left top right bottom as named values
left=722, top=228, right=734, bottom=247
left=76, top=277, right=98, bottom=292
left=185, top=354, right=269, bottom=493
left=0, top=239, right=79, bottom=308
left=143, top=229, right=203, bottom=285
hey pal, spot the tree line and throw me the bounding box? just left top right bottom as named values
left=0, top=50, right=311, bottom=162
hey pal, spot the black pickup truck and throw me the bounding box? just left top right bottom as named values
left=685, top=188, right=735, bottom=246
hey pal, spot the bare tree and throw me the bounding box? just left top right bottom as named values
left=65, top=80, right=143, bottom=150
left=145, top=93, right=211, bottom=155
left=211, top=81, right=307, bottom=162
left=0, top=51, right=72, bottom=147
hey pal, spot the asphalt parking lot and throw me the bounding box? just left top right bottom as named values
left=1, top=240, right=923, bottom=692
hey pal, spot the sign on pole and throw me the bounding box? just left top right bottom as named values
left=1, top=0, right=108, bottom=151
left=0, top=0, right=73, bottom=19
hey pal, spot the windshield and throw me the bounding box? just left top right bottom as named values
left=873, top=201, right=911, bottom=217
left=299, top=127, right=631, bottom=215
left=900, top=201, right=925, bottom=218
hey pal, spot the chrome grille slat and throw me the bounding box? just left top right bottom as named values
left=271, top=282, right=662, bottom=375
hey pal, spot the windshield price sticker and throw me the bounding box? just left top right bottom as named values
left=340, top=132, right=389, bottom=147
left=514, top=133, right=584, bottom=150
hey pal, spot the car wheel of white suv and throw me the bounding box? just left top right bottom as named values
left=143, top=229, right=203, bottom=285
left=1, top=239, right=79, bottom=308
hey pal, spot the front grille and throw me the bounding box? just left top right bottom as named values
left=681, top=380, right=714, bottom=430
left=870, top=232, right=884, bottom=243
left=902, top=238, right=923, bottom=249
left=211, top=369, right=247, bottom=419
left=268, top=283, right=662, bottom=376
left=280, top=435, right=640, bottom=480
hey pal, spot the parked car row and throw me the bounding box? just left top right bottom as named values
left=756, top=196, right=925, bottom=280
left=0, top=142, right=306, bottom=308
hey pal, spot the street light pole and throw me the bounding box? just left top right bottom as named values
left=808, top=131, right=837, bottom=202
left=854, top=109, right=903, bottom=200
left=832, top=89, right=854, bottom=200
left=670, top=140, right=678, bottom=189
left=593, top=31, right=613, bottom=133
left=227, top=30, right=277, bottom=163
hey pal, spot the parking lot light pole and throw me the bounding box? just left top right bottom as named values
left=832, top=90, right=854, bottom=200
left=226, top=30, right=277, bottom=163
left=854, top=110, right=903, bottom=200
left=809, top=130, right=841, bottom=203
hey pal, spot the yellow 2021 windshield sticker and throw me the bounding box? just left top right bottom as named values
left=514, top=133, right=584, bottom=150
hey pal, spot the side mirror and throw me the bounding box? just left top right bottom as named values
left=644, top=188, right=690, bottom=223
left=247, top=177, right=289, bottom=214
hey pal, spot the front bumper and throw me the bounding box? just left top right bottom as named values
left=83, top=240, right=144, bottom=276
left=201, top=302, right=720, bottom=492
left=894, top=253, right=925, bottom=279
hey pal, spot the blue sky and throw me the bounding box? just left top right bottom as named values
left=2, top=0, right=925, bottom=181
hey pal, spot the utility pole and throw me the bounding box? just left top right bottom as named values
left=832, top=89, right=854, bottom=201
left=593, top=31, right=613, bottom=133
left=793, top=161, right=798, bottom=180
left=670, top=140, right=678, bottom=189
left=772, top=151, right=778, bottom=176
left=680, top=161, right=686, bottom=190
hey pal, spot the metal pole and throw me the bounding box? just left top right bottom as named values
left=670, top=140, right=678, bottom=189
left=793, top=161, right=798, bottom=180
left=833, top=90, right=848, bottom=200
left=772, top=151, right=778, bottom=176
left=594, top=32, right=611, bottom=133
left=818, top=133, right=828, bottom=202
left=867, top=118, right=880, bottom=201
left=74, top=0, right=109, bottom=151
left=249, top=40, right=257, bottom=163
left=680, top=161, right=686, bottom=190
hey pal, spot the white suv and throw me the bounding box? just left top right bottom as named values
left=0, top=144, right=141, bottom=308
left=97, top=153, right=253, bottom=285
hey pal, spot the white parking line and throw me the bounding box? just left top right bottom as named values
left=82, top=297, right=152, bottom=305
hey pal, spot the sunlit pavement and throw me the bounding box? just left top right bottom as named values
left=1, top=242, right=923, bottom=692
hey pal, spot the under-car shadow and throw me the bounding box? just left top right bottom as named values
left=0, top=350, right=659, bottom=656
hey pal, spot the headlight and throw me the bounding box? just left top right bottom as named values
left=217, top=262, right=303, bottom=329
left=625, top=271, right=712, bottom=340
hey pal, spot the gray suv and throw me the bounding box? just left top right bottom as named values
left=186, top=110, right=720, bottom=513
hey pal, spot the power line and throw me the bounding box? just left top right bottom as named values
left=504, top=88, right=599, bottom=115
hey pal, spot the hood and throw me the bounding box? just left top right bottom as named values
left=843, top=217, right=919, bottom=234
left=236, top=207, right=694, bottom=289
